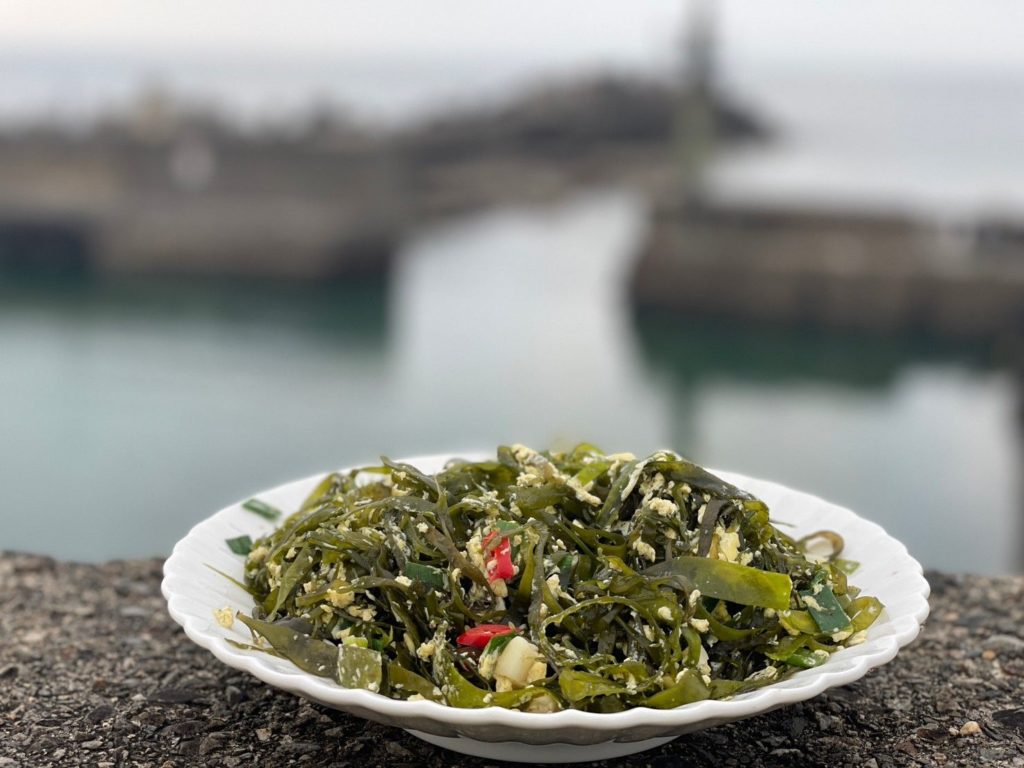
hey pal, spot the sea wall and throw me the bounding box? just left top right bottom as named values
left=631, top=202, right=1024, bottom=339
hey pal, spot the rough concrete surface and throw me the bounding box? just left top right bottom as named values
left=1, top=554, right=1022, bottom=767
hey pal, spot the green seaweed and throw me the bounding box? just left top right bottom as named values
left=226, top=444, right=882, bottom=712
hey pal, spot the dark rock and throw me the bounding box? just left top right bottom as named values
left=224, top=685, right=245, bottom=705
left=149, top=687, right=202, bottom=704
left=979, top=747, right=1009, bottom=762
left=384, top=741, right=414, bottom=758
left=283, top=741, right=321, bottom=756
left=814, top=710, right=832, bottom=731
left=86, top=704, right=115, bottom=724
left=993, top=707, right=1024, bottom=732
left=915, top=724, right=951, bottom=743
left=934, top=690, right=958, bottom=712
left=198, top=733, right=227, bottom=755
left=788, top=716, right=807, bottom=739
left=981, top=634, right=1024, bottom=655
left=136, top=709, right=166, bottom=727
left=1, top=552, right=1022, bottom=768
left=163, top=719, right=207, bottom=738
left=894, top=739, right=918, bottom=757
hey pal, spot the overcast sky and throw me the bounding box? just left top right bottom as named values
left=3, top=0, right=1024, bottom=75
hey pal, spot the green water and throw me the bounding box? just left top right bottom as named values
left=1, top=191, right=1019, bottom=572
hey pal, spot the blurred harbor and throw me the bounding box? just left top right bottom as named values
left=0, top=75, right=760, bottom=280
left=4, top=80, right=1024, bottom=344
left=2, top=2, right=1023, bottom=573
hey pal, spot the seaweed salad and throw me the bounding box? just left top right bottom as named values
left=222, top=444, right=882, bottom=713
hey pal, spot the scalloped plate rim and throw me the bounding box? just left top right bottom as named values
left=162, top=454, right=930, bottom=743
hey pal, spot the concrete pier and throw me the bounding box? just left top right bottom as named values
left=631, top=201, right=1024, bottom=340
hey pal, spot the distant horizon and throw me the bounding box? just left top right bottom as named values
left=4, top=0, right=1024, bottom=73
left=3, top=0, right=1024, bottom=131
left=4, top=46, right=1024, bottom=216
left=3, top=42, right=1023, bottom=129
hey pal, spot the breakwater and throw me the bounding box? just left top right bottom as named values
left=0, top=77, right=760, bottom=282
left=631, top=201, right=1024, bottom=340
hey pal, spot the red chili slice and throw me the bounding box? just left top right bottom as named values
left=455, top=624, right=515, bottom=648
left=482, top=531, right=516, bottom=581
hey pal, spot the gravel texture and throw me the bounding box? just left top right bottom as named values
left=1, top=554, right=1023, bottom=768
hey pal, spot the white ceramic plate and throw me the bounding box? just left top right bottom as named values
left=162, top=455, right=930, bottom=763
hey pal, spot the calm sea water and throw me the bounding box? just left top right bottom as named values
left=0, top=190, right=1019, bottom=572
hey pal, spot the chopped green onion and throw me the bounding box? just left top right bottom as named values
left=482, top=630, right=519, bottom=656
left=800, top=572, right=852, bottom=634
left=225, top=535, right=253, bottom=555
left=403, top=562, right=447, bottom=590
left=242, top=499, right=282, bottom=520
